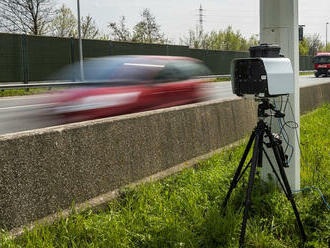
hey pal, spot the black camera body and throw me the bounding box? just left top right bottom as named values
left=231, top=44, right=294, bottom=98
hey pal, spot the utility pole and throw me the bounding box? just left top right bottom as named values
left=298, top=25, right=305, bottom=41
left=260, top=0, right=300, bottom=191
left=77, top=0, right=84, bottom=81
left=326, top=22, right=329, bottom=51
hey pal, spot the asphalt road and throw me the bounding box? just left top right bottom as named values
left=0, top=75, right=329, bottom=136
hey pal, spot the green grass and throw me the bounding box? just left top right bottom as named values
left=299, top=71, right=314, bottom=76
left=212, top=77, right=231, bottom=82
left=0, top=88, right=52, bottom=97
left=1, top=105, right=329, bottom=248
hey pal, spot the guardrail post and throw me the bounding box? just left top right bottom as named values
left=21, top=34, right=29, bottom=86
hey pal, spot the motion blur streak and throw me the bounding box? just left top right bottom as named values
left=53, top=92, right=140, bottom=113
left=41, top=55, right=212, bottom=123
left=123, top=63, right=165, bottom=68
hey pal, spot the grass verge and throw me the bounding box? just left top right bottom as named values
left=212, top=77, right=231, bottom=82
left=299, top=71, right=314, bottom=76
left=1, top=105, right=329, bottom=248
left=0, top=88, right=52, bottom=97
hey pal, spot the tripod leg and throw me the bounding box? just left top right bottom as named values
left=222, top=131, right=256, bottom=209
left=268, top=132, right=307, bottom=242
left=239, top=128, right=263, bottom=247
left=262, top=148, right=287, bottom=195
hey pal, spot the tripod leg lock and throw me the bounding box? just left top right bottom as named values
left=265, top=134, right=289, bottom=168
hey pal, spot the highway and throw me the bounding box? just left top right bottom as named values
left=0, top=75, right=329, bottom=136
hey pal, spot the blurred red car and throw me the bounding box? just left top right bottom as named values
left=49, top=56, right=212, bottom=122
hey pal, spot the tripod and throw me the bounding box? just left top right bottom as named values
left=222, top=99, right=306, bottom=247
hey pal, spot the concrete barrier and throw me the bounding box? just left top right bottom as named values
left=300, top=83, right=330, bottom=114
left=0, top=82, right=329, bottom=230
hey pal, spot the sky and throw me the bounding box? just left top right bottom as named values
left=57, top=0, right=330, bottom=44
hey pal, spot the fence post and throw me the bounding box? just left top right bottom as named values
left=70, top=37, right=76, bottom=81
left=109, top=40, right=113, bottom=56
left=70, top=37, right=75, bottom=64
left=21, top=34, right=29, bottom=85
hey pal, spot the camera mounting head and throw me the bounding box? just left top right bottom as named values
left=257, top=98, right=285, bottom=118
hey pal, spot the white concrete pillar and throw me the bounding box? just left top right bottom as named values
left=260, top=0, right=300, bottom=190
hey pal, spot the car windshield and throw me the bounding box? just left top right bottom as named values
left=153, top=60, right=211, bottom=82
left=55, top=56, right=166, bottom=83
left=175, top=60, right=211, bottom=77
left=314, top=56, right=330, bottom=64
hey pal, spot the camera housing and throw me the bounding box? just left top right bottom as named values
left=231, top=44, right=294, bottom=97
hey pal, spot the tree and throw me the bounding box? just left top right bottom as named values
left=247, top=34, right=259, bottom=48
left=50, top=4, right=77, bottom=38
left=299, top=38, right=310, bottom=56
left=98, top=33, right=110, bottom=41
left=181, top=26, right=258, bottom=51
left=49, top=5, right=99, bottom=39
left=108, top=16, right=131, bottom=41
left=132, top=9, right=165, bottom=44
left=81, top=15, right=99, bottom=39
left=0, top=0, right=53, bottom=35
left=180, top=27, right=210, bottom=49
left=207, top=26, right=256, bottom=51
left=107, top=9, right=166, bottom=44
left=299, top=34, right=324, bottom=56
left=307, top=34, right=323, bottom=55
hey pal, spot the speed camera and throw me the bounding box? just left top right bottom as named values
left=231, top=44, right=294, bottom=97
